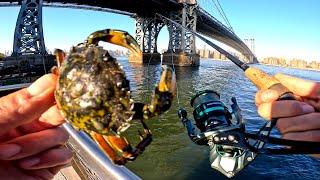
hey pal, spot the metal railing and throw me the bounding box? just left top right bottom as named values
left=63, top=123, right=141, bottom=180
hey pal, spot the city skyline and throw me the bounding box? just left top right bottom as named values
left=0, top=1, right=320, bottom=61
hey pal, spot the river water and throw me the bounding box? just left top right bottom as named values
left=117, top=58, right=320, bottom=180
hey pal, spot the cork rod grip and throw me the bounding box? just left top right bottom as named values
left=244, top=67, right=297, bottom=100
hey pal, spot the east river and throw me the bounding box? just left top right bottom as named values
left=116, top=58, right=320, bottom=180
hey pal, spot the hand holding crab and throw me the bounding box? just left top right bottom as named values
left=53, top=29, right=176, bottom=165
left=0, top=74, right=72, bottom=179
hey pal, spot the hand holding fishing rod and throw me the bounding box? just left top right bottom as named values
left=157, top=13, right=320, bottom=178
left=255, top=74, right=320, bottom=142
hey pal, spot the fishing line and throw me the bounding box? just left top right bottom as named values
left=170, top=52, right=181, bottom=107
left=146, top=51, right=154, bottom=93
left=157, top=15, right=181, bottom=108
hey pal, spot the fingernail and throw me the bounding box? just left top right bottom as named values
left=27, top=75, right=55, bottom=96
left=302, top=104, right=314, bottom=113
left=20, top=158, right=40, bottom=168
left=0, top=144, right=21, bottom=159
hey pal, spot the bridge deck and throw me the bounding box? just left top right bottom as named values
left=48, top=0, right=181, bottom=16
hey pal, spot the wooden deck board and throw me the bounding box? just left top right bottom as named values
left=54, top=166, right=81, bottom=180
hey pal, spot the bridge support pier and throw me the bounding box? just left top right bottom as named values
left=162, top=52, right=199, bottom=66
left=129, top=52, right=161, bottom=64
left=162, top=3, right=199, bottom=66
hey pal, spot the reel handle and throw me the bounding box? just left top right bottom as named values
left=178, top=108, right=188, bottom=119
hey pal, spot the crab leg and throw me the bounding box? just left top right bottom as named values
left=133, top=119, right=152, bottom=155
left=51, top=49, right=66, bottom=76
left=54, top=49, right=65, bottom=67
left=91, top=132, right=129, bottom=165
left=91, top=120, right=152, bottom=165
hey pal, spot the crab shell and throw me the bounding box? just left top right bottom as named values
left=55, top=45, right=134, bottom=135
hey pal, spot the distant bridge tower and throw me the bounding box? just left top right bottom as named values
left=1, top=0, right=55, bottom=85
left=244, top=38, right=255, bottom=55
left=131, top=0, right=200, bottom=66
left=244, top=38, right=257, bottom=63
left=12, top=0, right=47, bottom=56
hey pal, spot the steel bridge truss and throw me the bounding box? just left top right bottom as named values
left=135, top=3, right=197, bottom=54
left=12, top=0, right=47, bottom=56
left=166, top=4, right=197, bottom=53
left=135, top=17, right=164, bottom=53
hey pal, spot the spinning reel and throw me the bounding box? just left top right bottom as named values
left=178, top=90, right=320, bottom=178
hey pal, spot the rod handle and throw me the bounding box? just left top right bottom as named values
left=244, top=67, right=298, bottom=100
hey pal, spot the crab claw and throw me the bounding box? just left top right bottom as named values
left=158, top=65, right=176, bottom=95
left=138, top=65, right=176, bottom=119
left=86, top=29, right=142, bottom=57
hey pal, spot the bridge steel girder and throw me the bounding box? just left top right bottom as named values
left=135, top=17, right=164, bottom=53
left=166, top=4, right=197, bottom=54
left=135, top=3, right=197, bottom=55
left=12, top=0, right=47, bottom=56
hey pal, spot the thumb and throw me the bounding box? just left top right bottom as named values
left=0, top=74, right=57, bottom=136
left=275, top=73, right=320, bottom=98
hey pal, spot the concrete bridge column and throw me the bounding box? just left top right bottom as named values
left=130, top=17, right=164, bottom=64
left=162, top=2, right=200, bottom=66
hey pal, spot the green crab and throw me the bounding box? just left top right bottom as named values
left=53, top=29, right=176, bottom=165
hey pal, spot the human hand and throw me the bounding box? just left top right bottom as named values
left=255, top=73, right=320, bottom=142
left=0, top=74, right=72, bottom=180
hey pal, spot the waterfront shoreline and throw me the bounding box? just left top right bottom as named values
left=259, top=63, right=320, bottom=72
left=201, top=58, right=320, bottom=72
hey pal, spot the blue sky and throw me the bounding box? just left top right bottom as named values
left=0, top=0, right=320, bottom=61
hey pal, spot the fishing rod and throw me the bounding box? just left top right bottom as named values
left=156, top=13, right=296, bottom=101
left=156, top=13, right=320, bottom=178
